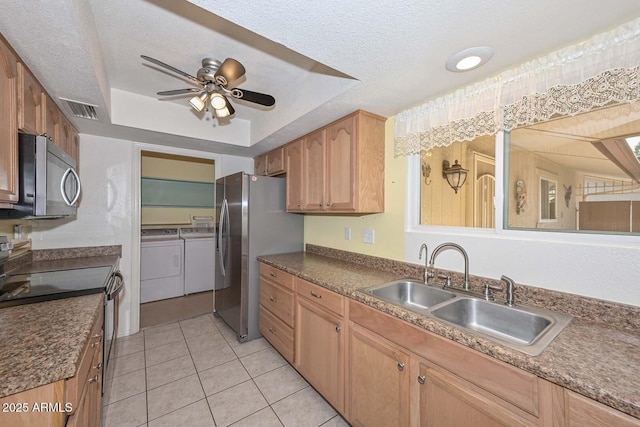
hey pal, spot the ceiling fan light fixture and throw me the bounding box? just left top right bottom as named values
left=189, top=92, right=209, bottom=112
left=211, top=93, right=235, bottom=118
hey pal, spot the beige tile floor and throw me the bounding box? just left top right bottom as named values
left=102, top=313, right=350, bottom=427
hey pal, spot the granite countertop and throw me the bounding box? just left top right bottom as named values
left=0, top=250, right=120, bottom=399
left=259, top=251, right=640, bottom=419
left=0, top=294, right=103, bottom=398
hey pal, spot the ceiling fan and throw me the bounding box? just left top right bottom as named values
left=141, top=55, right=275, bottom=119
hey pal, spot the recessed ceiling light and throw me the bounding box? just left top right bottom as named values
left=446, top=46, right=494, bottom=72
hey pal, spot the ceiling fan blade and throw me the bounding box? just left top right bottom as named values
left=141, top=55, right=199, bottom=83
left=157, top=88, right=202, bottom=96
left=214, top=58, right=246, bottom=86
left=229, top=88, right=275, bottom=106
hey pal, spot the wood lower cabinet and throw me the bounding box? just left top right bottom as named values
left=414, top=357, right=538, bottom=427
left=565, top=389, right=640, bottom=427
left=295, top=278, right=346, bottom=415
left=0, top=303, right=103, bottom=427
left=259, top=263, right=296, bottom=363
left=66, top=305, right=103, bottom=427
left=349, top=323, right=410, bottom=427
left=0, top=34, right=19, bottom=204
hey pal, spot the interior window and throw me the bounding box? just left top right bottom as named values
left=420, top=136, right=495, bottom=227
left=505, top=101, right=640, bottom=234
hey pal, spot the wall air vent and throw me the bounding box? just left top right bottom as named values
left=59, top=98, right=99, bottom=121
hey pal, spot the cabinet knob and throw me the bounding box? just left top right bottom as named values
left=397, top=362, right=405, bottom=371
left=94, top=362, right=102, bottom=370
left=326, top=201, right=332, bottom=207
left=269, top=296, right=276, bottom=303
left=268, top=327, right=276, bottom=335
left=310, top=291, right=323, bottom=299
left=335, top=325, right=341, bottom=333
left=269, top=272, right=277, bottom=278
left=319, top=203, right=323, bottom=207
left=417, top=375, right=426, bottom=384
left=88, top=375, right=99, bottom=383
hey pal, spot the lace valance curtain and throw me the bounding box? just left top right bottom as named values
left=394, top=18, right=640, bottom=156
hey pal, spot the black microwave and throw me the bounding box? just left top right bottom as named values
left=1, top=134, right=81, bottom=219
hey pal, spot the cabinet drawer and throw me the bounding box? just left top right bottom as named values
left=259, top=263, right=294, bottom=290
left=260, top=278, right=294, bottom=327
left=66, top=305, right=103, bottom=415
left=565, top=390, right=640, bottom=426
left=260, top=305, right=294, bottom=363
left=296, top=278, right=344, bottom=316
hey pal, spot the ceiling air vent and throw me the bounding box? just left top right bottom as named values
left=60, top=98, right=99, bottom=121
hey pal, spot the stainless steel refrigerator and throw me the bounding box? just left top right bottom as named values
left=215, top=172, right=303, bottom=341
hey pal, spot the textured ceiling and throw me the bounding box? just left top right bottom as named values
left=1, top=0, right=640, bottom=157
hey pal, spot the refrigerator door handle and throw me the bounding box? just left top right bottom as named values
left=219, top=198, right=229, bottom=277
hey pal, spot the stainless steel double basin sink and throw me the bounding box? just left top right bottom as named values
left=364, top=279, right=572, bottom=356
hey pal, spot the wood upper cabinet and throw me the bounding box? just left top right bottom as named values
left=254, top=153, right=267, bottom=176
left=43, top=94, right=61, bottom=147
left=69, top=125, right=80, bottom=170
left=17, top=62, right=44, bottom=134
left=266, top=146, right=285, bottom=176
left=0, top=34, right=19, bottom=204
left=286, top=110, right=385, bottom=214
left=285, top=139, right=304, bottom=211
left=295, top=278, right=346, bottom=415
left=255, top=146, right=286, bottom=177
left=302, top=129, right=326, bottom=211
left=349, top=323, right=410, bottom=427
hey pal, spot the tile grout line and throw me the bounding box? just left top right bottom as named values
left=186, top=320, right=220, bottom=426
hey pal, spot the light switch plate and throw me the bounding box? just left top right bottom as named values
left=363, top=228, right=374, bottom=244
left=345, top=227, right=351, bottom=240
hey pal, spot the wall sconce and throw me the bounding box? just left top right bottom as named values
left=442, top=160, right=468, bottom=193
left=421, top=162, right=432, bottom=185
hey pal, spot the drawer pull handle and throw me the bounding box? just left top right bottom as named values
left=310, top=291, right=322, bottom=299
left=94, top=362, right=102, bottom=370
left=417, top=375, right=426, bottom=384
left=269, top=296, right=276, bottom=303
left=335, top=325, right=341, bottom=333
left=269, top=327, right=276, bottom=335
left=93, top=333, right=102, bottom=338
left=397, top=362, right=405, bottom=371
left=91, top=341, right=100, bottom=348
left=269, top=272, right=277, bottom=278
left=88, top=375, right=98, bottom=383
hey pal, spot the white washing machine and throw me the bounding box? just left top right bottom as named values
left=180, top=227, right=216, bottom=294
left=140, top=228, right=184, bottom=303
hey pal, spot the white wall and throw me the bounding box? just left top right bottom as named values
left=31, top=134, right=136, bottom=336
left=31, top=134, right=255, bottom=337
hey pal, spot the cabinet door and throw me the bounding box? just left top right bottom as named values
left=60, top=115, right=72, bottom=154
left=414, top=358, right=537, bottom=427
left=0, top=36, right=18, bottom=203
left=17, top=62, right=44, bottom=134
left=302, top=129, right=326, bottom=211
left=349, top=323, right=410, bottom=427
left=43, top=94, right=61, bottom=146
left=254, top=154, right=267, bottom=176
left=286, top=139, right=304, bottom=211
left=266, top=146, right=285, bottom=175
left=325, top=115, right=357, bottom=211
left=565, top=390, right=640, bottom=427
left=295, top=296, right=345, bottom=413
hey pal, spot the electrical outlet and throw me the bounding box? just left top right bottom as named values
left=362, top=228, right=375, bottom=244
left=344, top=227, right=351, bottom=240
